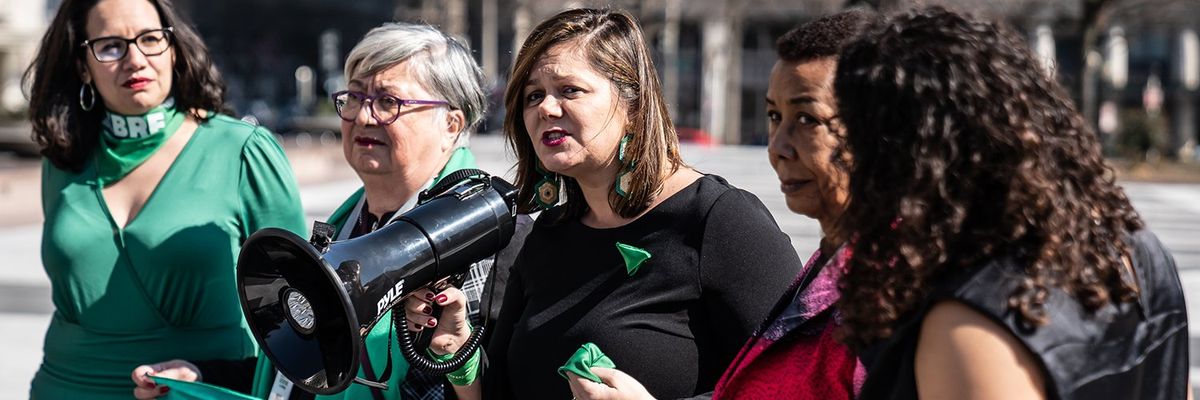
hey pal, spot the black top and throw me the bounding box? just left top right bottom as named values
left=485, top=174, right=803, bottom=399
left=858, top=229, right=1190, bottom=400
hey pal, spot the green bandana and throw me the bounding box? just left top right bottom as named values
left=95, top=97, right=186, bottom=186
left=558, top=342, right=617, bottom=383
left=150, top=376, right=258, bottom=400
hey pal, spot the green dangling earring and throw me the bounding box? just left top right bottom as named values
left=534, top=162, right=560, bottom=210
left=614, top=134, right=635, bottom=197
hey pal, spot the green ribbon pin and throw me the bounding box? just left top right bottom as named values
left=616, top=242, right=651, bottom=276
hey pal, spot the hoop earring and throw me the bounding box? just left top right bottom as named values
left=534, top=162, right=560, bottom=210
left=615, top=134, right=634, bottom=197
left=79, top=83, right=96, bottom=111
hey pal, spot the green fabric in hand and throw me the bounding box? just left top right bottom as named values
left=557, top=342, right=617, bottom=383
left=150, top=376, right=258, bottom=400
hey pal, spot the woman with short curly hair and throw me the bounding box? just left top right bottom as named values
left=833, top=7, right=1190, bottom=400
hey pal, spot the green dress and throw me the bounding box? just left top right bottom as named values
left=250, top=147, right=477, bottom=400
left=32, top=115, right=307, bottom=399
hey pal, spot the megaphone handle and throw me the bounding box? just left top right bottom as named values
left=409, top=278, right=453, bottom=348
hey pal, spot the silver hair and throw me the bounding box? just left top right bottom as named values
left=344, top=22, right=488, bottom=145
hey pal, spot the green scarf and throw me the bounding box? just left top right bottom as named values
left=558, top=342, right=616, bottom=383
left=95, top=97, right=186, bottom=186
left=150, top=376, right=257, bottom=400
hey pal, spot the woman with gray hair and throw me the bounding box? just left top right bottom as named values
left=129, top=21, right=531, bottom=400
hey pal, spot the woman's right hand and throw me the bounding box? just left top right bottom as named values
left=566, top=368, right=656, bottom=400
left=405, top=287, right=482, bottom=400
left=131, top=359, right=200, bottom=399
left=403, top=286, right=472, bottom=355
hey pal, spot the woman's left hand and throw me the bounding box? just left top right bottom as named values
left=130, top=359, right=200, bottom=399
left=566, top=368, right=655, bottom=400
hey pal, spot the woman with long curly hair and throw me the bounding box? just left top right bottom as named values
left=833, top=7, right=1191, bottom=400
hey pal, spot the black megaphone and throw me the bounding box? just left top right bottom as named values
left=236, top=171, right=517, bottom=394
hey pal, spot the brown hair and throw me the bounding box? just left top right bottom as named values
left=23, top=0, right=226, bottom=172
left=503, top=8, right=684, bottom=220
left=832, top=7, right=1143, bottom=350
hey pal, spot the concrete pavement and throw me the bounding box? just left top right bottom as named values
left=0, top=134, right=1197, bottom=397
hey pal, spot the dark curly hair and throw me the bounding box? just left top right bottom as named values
left=23, top=0, right=226, bottom=172
left=776, top=8, right=878, bottom=62
left=832, top=7, right=1144, bottom=350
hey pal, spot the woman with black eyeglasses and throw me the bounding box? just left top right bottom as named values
left=23, top=0, right=305, bottom=398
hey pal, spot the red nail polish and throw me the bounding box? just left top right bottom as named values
left=422, top=305, right=432, bottom=315
left=161, top=386, right=170, bottom=393
left=427, top=318, right=437, bottom=327
left=425, top=292, right=435, bottom=300
left=434, top=294, right=448, bottom=304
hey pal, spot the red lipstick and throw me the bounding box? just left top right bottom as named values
left=541, top=128, right=570, bottom=147
left=123, top=77, right=151, bottom=90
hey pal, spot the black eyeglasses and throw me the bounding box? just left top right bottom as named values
left=80, top=27, right=174, bottom=63
left=331, top=90, right=450, bottom=126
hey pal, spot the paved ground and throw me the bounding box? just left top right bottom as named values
left=0, top=134, right=1197, bottom=397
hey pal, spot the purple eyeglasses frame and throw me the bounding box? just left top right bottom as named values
left=331, top=90, right=451, bottom=125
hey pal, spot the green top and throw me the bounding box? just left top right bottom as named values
left=32, top=115, right=307, bottom=399
left=250, top=147, right=476, bottom=400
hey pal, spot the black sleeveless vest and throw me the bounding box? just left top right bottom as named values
left=858, top=230, right=1189, bottom=400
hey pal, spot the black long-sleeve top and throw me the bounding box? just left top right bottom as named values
left=484, top=174, right=802, bottom=399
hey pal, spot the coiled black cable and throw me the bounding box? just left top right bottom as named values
left=396, top=310, right=487, bottom=373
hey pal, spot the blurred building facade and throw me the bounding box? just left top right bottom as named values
left=176, top=0, right=1198, bottom=157
left=0, top=0, right=49, bottom=118
left=870, top=0, right=1200, bottom=159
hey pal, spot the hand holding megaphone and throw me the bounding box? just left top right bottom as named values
left=237, top=170, right=517, bottom=394
left=402, top=286, right=471, bottom=356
